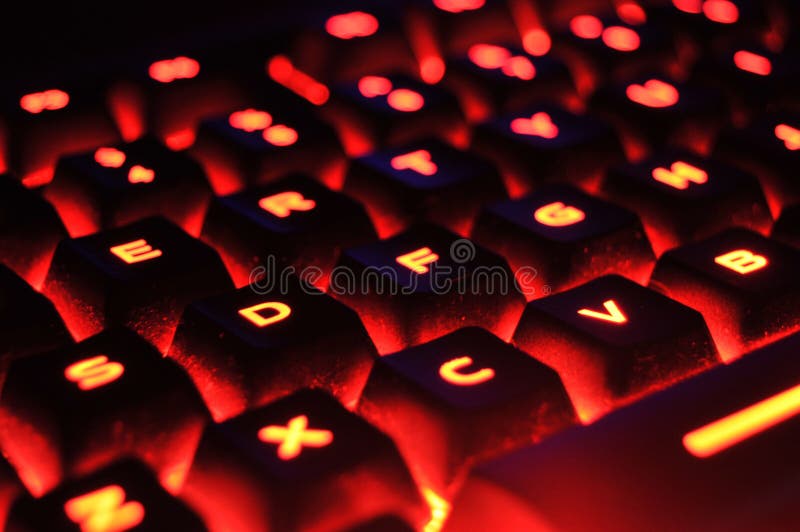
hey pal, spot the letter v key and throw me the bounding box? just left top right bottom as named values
left=577, top=299, right=628, bottom=324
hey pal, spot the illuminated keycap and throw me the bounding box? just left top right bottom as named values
left=184, top=390, right=428, bottom=532
left=446, top=332, right=800, bottom=532
left=602, top=150, right=771, bottom=254
left=168, top=278, right=377, bottom=421
left=7, top=460, right=206, bottom=531
left=650, top=228, right=800, bottom=361
left=201, top=174, right=375, bottom=288
left=0, top=329, right=208, bottom=495
left=345, top=139, right=504, bottom=236
left=359, top=327, right=575, bottom=493
left=47, top=137, right=212, bottom=237
left=513, top=275, right=719, bottom=422
left=333, top=224, right=525, bottom=354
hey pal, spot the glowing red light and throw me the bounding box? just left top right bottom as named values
left=258, top=415, right=334, bottom=460
left=391, top=149, right=438, bottom=176
left=523, top=29, right=552, bottom=57
left=164, top=129, right=195, bottom=151
left=20, top=89, right=69, bottom=114
left=439, top=356, right=495, bottom=386
left=229, top=109, right=273, bottom=132
left=652, top=161, right=708, bottom=190
left=775, top=124, right=800, bottom=150
left=64, top=355, right=125, bottom=391
left=396, top=247, right=439, bottom=274
left=263, top=125, right=298, bottom=147
left=703, top=0, right=739, bottom=24
left=64, top=485, right=145, bottom=532
left=617, top=2, right=647, bottom=25
left=148, top=56, right=200, bottom=83
left=387, top=88, right=425, bottom=112
left=511, top=112, right=558, bottom=139
left=602, top=26, right=641, bottom=52
left=325, top=11, right=379, bottom=39
left=570, top=15, right=604, bottom=39
left=267, top=55, right=330, bottom=106
left=733, top=50, right=772, bottom=76
left=420, top=56, right=446, bottom=85
left=673, top=0, right=702, bottom=14
left=359, top=76, right=393, bottom=98
left=94, top=147, right=126, bottom=168
left=626, top=79, right=679, bottom=108
left=577, top=299, right=628, bottom=324
left=469, top=44, right=511, bottom=69
left=433, top=0, right=485, bottom=13
left=128, top=165, right=155, bottom=184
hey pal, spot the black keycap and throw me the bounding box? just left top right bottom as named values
left=192, top=106, right=345, bottom=195
left=0, top=328, right=208, bottom=496
left=46, top=137, right=212, bottom=238
left=344, top=139, right=506, bottom=237
left=471, top=104, right=624, bottom=196
left=650, top=228, right=800, bottom=361
left=42, top=216, right=233, bottom=352
left=7, top=460, right=207, bottom=531
left=714, top=112, right=800, bottom=217
left=444, top=43, right=575, bottom=122
left=601, top=150, right=772, bottom=254
left=323, top=74, right=466, bottom=157
left=513, top=275, right=719, bottom=422
left=445, top=331, right=800, bottom=532
left=183, top=390, right=428, bottom=532
left=773, top=204, right=800, bottom=247
left=472, top=184, right=655, bottom=298
left=0, top=457, right=22, bottom=528
left=590, top=75, right=727, bottom=159
left=332, top=224, right=526, bottom=354
left=201, top=174, right=376, bottom=288
left=358, top=327, right=575, bottom=495
left=0, top=174, right=68, bottom=288
left=0, top=81, right=119, bottom=188
left=168, top=278, right=377, bottom=422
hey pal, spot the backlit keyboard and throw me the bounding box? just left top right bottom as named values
left=1, top=1, right=799, bottom=530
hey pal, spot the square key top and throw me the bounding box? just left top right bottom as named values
left=192, top=106, right=345, bottom=195
left=513, top=275, right=719, bottom=422
left=183, top=390, right=428, bottom=532
left=0, top=174, right=68, bottom=288
left=650, top=228, right=800, bottom=361
left=46, top=137, right=212, bottom=237
left=42, top=216, right=233, bottom=352
left=7, top=460, right=207, bottom=531
left=202, top=174, right=376, bottom=288
left=471, top=104, right=624, bottom=196
left=0, top=81, right=119, bottom=188
left=345, top=138, right=506, bottom=237
left=602, top=150, right=772, bottom=254
left=333, top=224, right=526, bottom=354
left=358, top=327, right=575, bottom=495
left=590, top=75, right=726, bottom=159
left=168, top=278, right=377, bottom=421
left=773, top=204, right=800, bottom=248
left=0, top=328, right=208, bottom=496
left=324, top=74, right=466, bottom=156
left=473, top=184, right=655, bottom=299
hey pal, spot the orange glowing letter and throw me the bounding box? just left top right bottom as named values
left=65, top=356, right=125, bottom=391
left=396, top=247, right=439, bottom=274
left=148, top=56, right=200, bottom=83
left=714, top=249, right=768, bottom=274
left=263, top=124, right=299, bottom=147
left=391, top=150, right=438, bottom=176
left=775, top=124, right=800, bottom=151
left=578, top=299, right=628, bottom=324
left=651, top=161, right=708, bottom=190
left=64, top=485, right=144, bottom=532
left=626, top=79, right=679, bottom=108
left=683, top=383, right=800, bottom=458
left=387, top=88, right=425, bottom=112
left=602, top=26, right=640, bottom=52
left=439, top=356, right=495, bottom=386
left=511, top=112, right=558, bottom=138
left=95, top=147, right=126, bottom=168
left=110, top=239, right=162, bottom=264
left=258, top=415, right=333, bottom=460
left=127, top=165, right=155, bottom=184
left=20, top=89, right=70, bottom=114
left=258, top=191, right=316, bottom=218
left=239, top=301, right=292, bottom=327
left=229, top=109, right=272, bottom=132
left=325, top=11, right=379, bottom=39
left=534, top=202, right=586, bottom=227
left=733, top=50, right=772, bottom=76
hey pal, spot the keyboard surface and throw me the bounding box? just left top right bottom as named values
left=1, top=1, right=799, bottom=531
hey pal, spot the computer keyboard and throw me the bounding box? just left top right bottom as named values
left=0, top=0, right=798, bottom=530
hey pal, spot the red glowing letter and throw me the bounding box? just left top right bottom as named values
left=534, top=202, right=586, bottom=227
left=263, top=125, right=299, bottom=147
left=359, top=76, right=393, bottom=98
left=20, top=89, right=70, bottom=114
left=391, top=150, right=438, bottom=176
left=775, top=124, right=800, bottom=151
left=714, top=249, right=768, bottom=275
left=511, top=112, right=558, bottom=139
left=578, top=299, right=628, bottom=324
left=258, top=415, right=333, bottom=460
left=258, top=191, right=316, bottom=218
left=64, top=485, right=144, bottom=532
left=239, top=301, right=292, bottom=328
left=110, top=239, right=162, bottom=264
left=387, top=88, right=425, bottom=112
left=651, top=161, right=708, bottom=190
left=65, top=356, right=125, bottom=391
left=433, top=0, right=485, bottom=13
left=626, top=79, right=679, bottom=108
left=703, top=0, right=739, bottom=24
left=95, top=147, right=126, bottom=169
left=439, top=356, right=495, bottom=386
left=148, top=56, right=200, bottom=83
left=602, top=26, right=640, bottom=52
left=127, top=165, right=155, bottom=184
left=229, top=109, right=272, bottom=132
left=396, top=247, right=439, bottom=274
left=734, top=50, right=772, bottom=76
left=570, top=15, right=603, bottom=39
left=325, top=11, right=379, bottom=39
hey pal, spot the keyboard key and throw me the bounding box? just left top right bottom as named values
left=513, top=275, right=719, bottom=422
left=42, top=216, right=233, bottom=352
left=650, top=228, right=800, bottom=361
left=358, top=327, right=575, bottom=495
left=183, top=389, right=428, bottom=532
left=0, top=328, right=208, bottom=496
left=323, top=74, right=466, bottom=156
left=202, top=174, right=375, bottom=288
left=192, top=106, right=345, bottom=195
left=0, top=174, right=68, bottom=288
left=590, top=75, right=727, bottom=159
left=46, top=137, right=212, bottom=237
left=344, top=139, right=506, bottom=237
left=168, top=278, right=377, bottom=422
left=0, top=82, right=119, bottom=188
left=601, top=150, right=772, bottom=254
left=332, top=224, right=525, bottom=354
left=7, top=459, right=207, bottom=531
left=472, top=184, right=655, bottom=298
left=471, top=104, right=624, bottom=196
left=445, top=331, right=800, bottom=532
left=773, top=204, right=800, bottom=247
